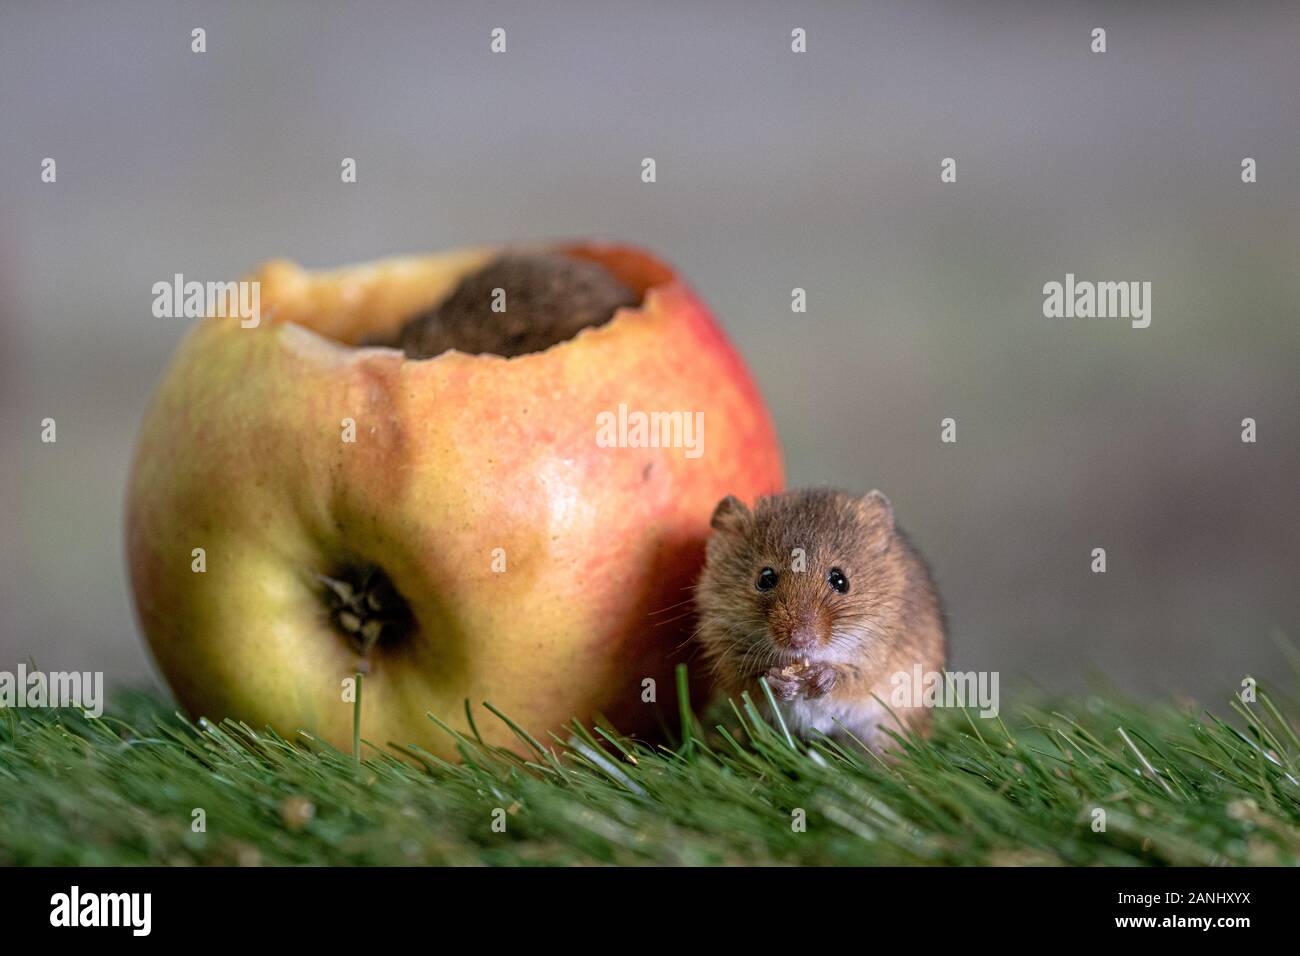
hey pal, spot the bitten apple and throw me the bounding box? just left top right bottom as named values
left=126, top=243, right=784, bottom=759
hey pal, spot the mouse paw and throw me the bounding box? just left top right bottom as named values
left=763, top=666, right=803, bottom=701
left=803, top=663, right=838, bottom=698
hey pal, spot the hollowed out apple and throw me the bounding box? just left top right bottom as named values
left=126, top=243, right=784, bottom=760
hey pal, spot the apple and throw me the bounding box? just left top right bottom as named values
left=126, top=243, right=784, bottom=760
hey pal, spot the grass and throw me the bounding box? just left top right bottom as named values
left=1, top=670, right=1298, bottom=866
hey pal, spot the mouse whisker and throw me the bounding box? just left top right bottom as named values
left=652, top=609, right=698, bottom=628
left=648, top=597, right=696, bottom=616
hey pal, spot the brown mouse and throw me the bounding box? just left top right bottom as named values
left=695, top=488, right=947, bottom=749
left=396, top=251, right=640, bottom=359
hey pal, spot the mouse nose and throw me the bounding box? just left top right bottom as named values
left=787, top=623, right=819, bottom=650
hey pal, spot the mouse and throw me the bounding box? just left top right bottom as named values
left=396, top=251, right=640, bottom=359
left=695, top=488, right=948, bottom=750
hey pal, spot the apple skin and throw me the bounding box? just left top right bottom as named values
left=126, top=243, right=784, bottom=759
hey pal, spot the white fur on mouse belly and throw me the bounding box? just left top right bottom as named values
left=777, top=695, right=894, bottom=750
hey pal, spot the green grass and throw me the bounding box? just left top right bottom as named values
left=2, top=672, right=1298, bottom=866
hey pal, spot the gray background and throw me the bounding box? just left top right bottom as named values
left=2, top=1, right=1297, bottom=702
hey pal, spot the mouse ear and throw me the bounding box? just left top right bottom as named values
left=710, top=495, right=751, bottom=530
left=863, top=489, right=895, bottom=530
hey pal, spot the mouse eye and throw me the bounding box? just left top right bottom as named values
left=827, top=568, right=849, bottom=594
left=755, top=567, right=779, bottom=592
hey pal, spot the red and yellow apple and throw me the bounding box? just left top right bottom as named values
left=126, top=243, right=784, bottom=759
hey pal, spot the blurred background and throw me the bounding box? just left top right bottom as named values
left=2, top=1, right=1296, bottom=702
